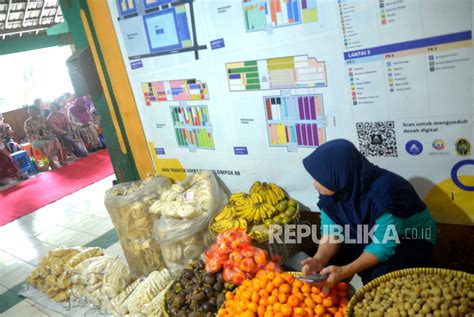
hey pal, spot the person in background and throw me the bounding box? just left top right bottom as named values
left=24, top=105, right=66, bottom=169
left=0, top=142, right=21, bottom=184
left=88, top=97, right=107, bottom=148
left=33, top=98, right=44, bottom=108
left=0, top=114, right=21, bottom=153
left=48, top=102, right=88, bottom=159
left=301, top=139, right=436, bottom=288
left=69, top=97, right=101, bottom=151
left=64, top=93, right=75, bottom=110
left=34, top=98, right=49, bottom=117
left=84, top=95, right=94, bottom=111
left=43, top=108, right=51, bottom=118
left=55, top=95, right=69, bottom=114
left=0, top=114, right=22, bottom=183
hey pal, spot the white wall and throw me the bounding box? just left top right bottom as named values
left=0, top=45, right=74, bottom=112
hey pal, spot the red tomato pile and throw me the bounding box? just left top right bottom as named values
left=205, top=229, right=282, bottom=285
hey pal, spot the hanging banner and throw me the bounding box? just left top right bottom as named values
left=109, top=0, right=474, bottom=226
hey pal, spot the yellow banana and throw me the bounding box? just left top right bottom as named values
left=229, top=192, right=246, bottom=202
left=264, top=203, right=276, bottom=213
left=250, top=193, right=264, bottom=204
left=259, top=189, right=268, bottom=203
left=215, top=205, right=233, bottom=221
left=211, top=219, right=236, bottom=233
left=264, top=188, right=277, bottom=205
left=269, top=183, right=279, bottom=200
left=237, top=218, right=247, bottom=229
left=268, top=183, right=277, bottom=195
left=262, top=204, right=274, bottom=218
left=258, top=205, right=268, bottom=221
left=257, top=185, right=269, bottom=204
left=253, top=205, right=262, bottom=223
left=214, top=209, right=227, bottom=222
left=235, top=203, right=252, bottom=211
left=269, top=183, right=285, bottom=201
left=237, top=206, right=255, bottom=220
left=249, top=181, right=262, bottom=194
left=235, top=194, right=254, bottom=207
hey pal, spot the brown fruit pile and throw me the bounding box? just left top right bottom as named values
left=354, top=273, right=474, bottom=317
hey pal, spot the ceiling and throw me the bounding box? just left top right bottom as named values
left=0, top=0, right=64, bottom=40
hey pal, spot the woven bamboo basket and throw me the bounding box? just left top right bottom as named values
left=346, top=267, right=474, bottom=316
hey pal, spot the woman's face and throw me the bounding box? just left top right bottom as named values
left=313, top=179, right=335, bottom=196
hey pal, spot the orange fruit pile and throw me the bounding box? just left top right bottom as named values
left=218, top=271, right=349, bottom=317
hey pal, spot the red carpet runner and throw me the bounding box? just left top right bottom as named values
left=0, top=150, right=114, bottom=226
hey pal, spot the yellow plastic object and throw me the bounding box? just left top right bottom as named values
left=425, top=176, right=474, bottom=226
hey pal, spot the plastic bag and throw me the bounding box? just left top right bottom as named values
left=153, top=171, right=228, bottom=273
left=70, top=255, right=132, bottom=315
left=119, top=268, right=173, bottom=316
left=153, top=171, right=227, bottom=240
left=104, top=176, right=172, bottom=277
left=204, top=229, right=282, bottom=285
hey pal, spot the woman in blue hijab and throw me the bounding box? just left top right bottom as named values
left=301, top=139, right=436, bottom=287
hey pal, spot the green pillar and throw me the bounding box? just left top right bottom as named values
left=59, top=0, right=140, bottom=182
left=58, top=0, right=89, bottom=50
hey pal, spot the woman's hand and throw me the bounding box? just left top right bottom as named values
left=301, top=257, right=324, bottom=276
left=319, top=265, right=345, bottom=289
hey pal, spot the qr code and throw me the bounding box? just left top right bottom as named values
left=356, top=121, right=398, bottom=157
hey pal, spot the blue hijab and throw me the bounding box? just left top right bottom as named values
left=303, top=139, right=426, bottom=240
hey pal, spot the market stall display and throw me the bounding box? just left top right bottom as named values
left=164, top=259, right=235, bottom=316
left=348, top=268, right=474, bottom=317
left=152, top=171, right=227, bottom=272
left=218, top=271, right=349, bottom=317
left=105, top=176, right=172, bottom=276
left=19, top=169, right=474, bottom=317
left=26, top=247, right=104, bottom=302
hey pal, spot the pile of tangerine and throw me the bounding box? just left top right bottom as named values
left=218, top=271, right=348, bottom=317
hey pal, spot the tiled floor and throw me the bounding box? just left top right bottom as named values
left=0, top=175, right=124, bottom=316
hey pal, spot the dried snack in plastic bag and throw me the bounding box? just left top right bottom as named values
left=104, top=176, right=171, bottom=276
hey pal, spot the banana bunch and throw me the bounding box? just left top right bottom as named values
left=211, top=181, right=291, bottom=235
left=210, top=217, right=247, bottom=233
left=214, top=201, right=237, bottom=222
left=211, top=201, right=247, bottom=234
left=236, top=202, right=277, bottom=224
left=249, top=181, right=285, bottom=206
left=229, top=192, right=264, bottom=206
